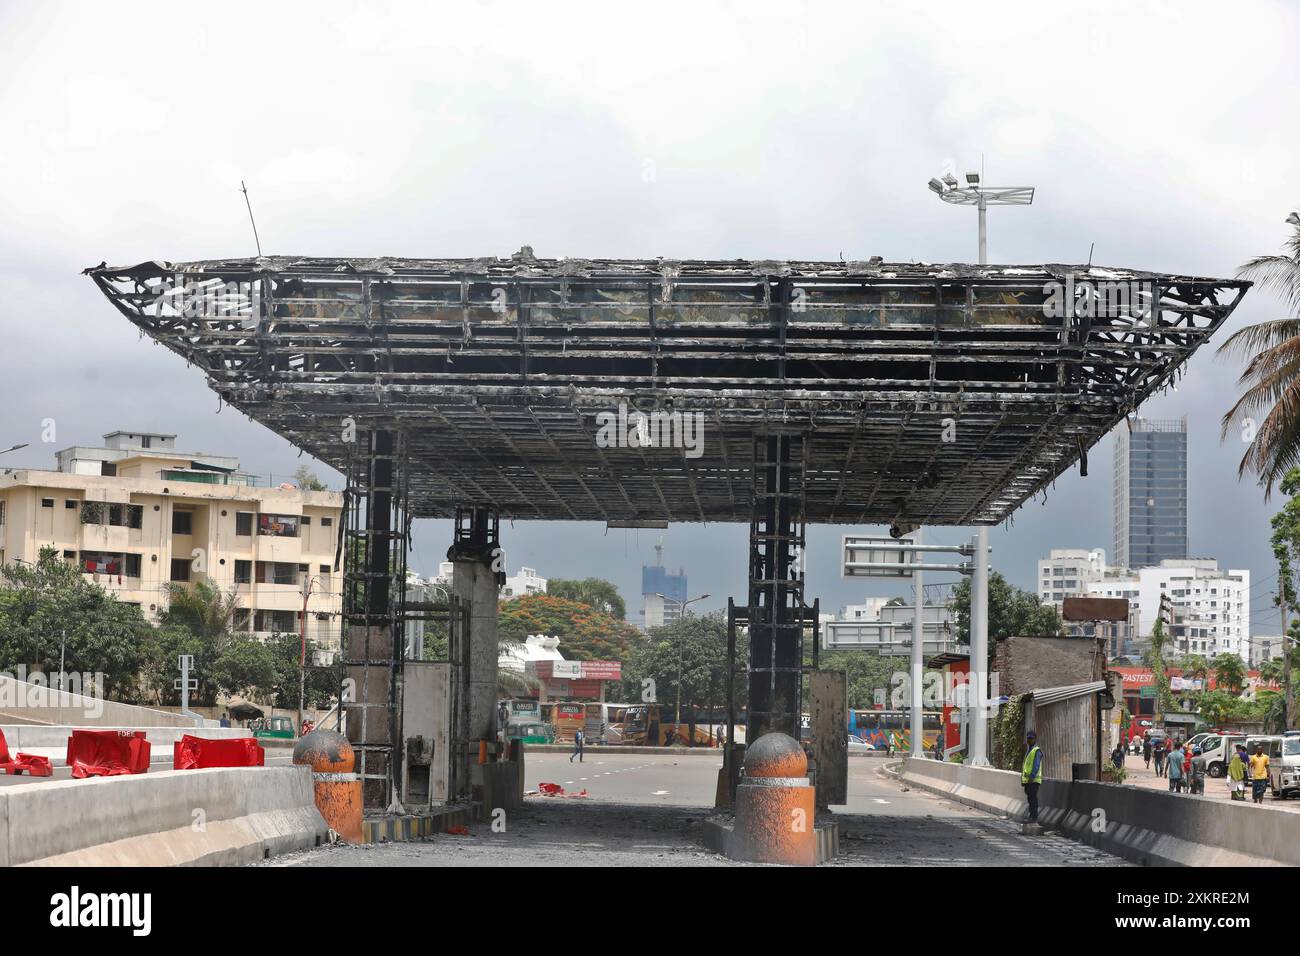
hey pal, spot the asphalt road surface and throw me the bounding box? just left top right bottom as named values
left=272, top=751, right=1129, bottom=867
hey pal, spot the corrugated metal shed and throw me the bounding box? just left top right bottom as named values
left=1023, top=681, right=1107, bottom=780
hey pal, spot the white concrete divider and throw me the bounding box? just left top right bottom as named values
left=0, top=766, right=328, bottom=867
left=901, top=758, right=1300, bottom=867
left=0, top=675, right=200, bottom=727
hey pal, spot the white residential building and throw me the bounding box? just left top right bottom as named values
left=1087, top=559, right=1250, bottom=660
left=502, top=566, right=547, bottom=599
left=1036, top=548, right=1108, bottom=608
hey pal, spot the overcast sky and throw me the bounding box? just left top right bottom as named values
left=1, top=0, right=1297, bottom=635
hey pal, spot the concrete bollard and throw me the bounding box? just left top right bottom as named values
left=292, top=729, right=363, bottom=844
left=731, top=732, right=817, bottom=866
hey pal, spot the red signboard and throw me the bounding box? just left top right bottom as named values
left=579, top=661, right=622, bottom=680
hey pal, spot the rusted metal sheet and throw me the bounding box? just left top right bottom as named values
left=1062, top=596, right=1129, bottom=622
left=1024, top=691, right=1099, bottom=781
left=810, top=670, right=848, bottom=806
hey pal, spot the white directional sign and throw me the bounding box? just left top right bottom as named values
left=841, top=534, right=920, bottom=579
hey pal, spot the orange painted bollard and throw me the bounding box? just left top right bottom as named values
left=292, top=729, right=363, bottom=844
left=731, top=732, right=817, bottom=866
left=479, top=740, right=488, bottom=764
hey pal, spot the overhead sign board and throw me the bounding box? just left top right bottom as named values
left=842, top=534, right=919, bottom=580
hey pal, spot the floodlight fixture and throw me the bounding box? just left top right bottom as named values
left=927, top=178, right=945, bottom=194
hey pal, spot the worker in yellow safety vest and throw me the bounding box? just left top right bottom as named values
left=1021, top=730, right=1043, bottom=823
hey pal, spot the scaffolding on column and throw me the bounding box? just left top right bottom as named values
left=745, top=433, right=807, bottom=743
left=341, top=429, right=410, bottom=811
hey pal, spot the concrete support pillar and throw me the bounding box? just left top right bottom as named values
left=448, top=507, right=501, bottom=797
left=451, top=558, right=498, bottom=743
left=969, top=527, right=990, bottom=765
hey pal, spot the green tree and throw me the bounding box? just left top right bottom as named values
left=293, top=465, right=329, bottom=491
left=151, top=580, right=243, bottom=706
left=545, top=578, right=627, bottom=620
left=616, top=614, right=732, bottom=721
left=1211, top=653, right=1246, bottom=694
left=948, top=572, right=1063, bottom=661
left=1218, top=211, right=1300, bottom=493
left=0, top=546, right=150, bottom=701
left=1269, top=467, right=1300, bottom=727
left=212, top=635, right=277, bottom=700
left=818, top=649, right=900, bottom=710
left=1143, top=616, right=1179, bottom=714
left=264, top=633, right=337, bottom=709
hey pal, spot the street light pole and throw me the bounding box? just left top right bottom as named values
left=655, top=592, right=710, bottom=731
left=299, top=575, right=320, bottom=736
left=929, top=167, right=1035, bottom=765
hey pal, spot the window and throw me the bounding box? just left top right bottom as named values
left=0, top=501, right=5, bottom=524
left=172, top=509, right=193, bottom=535
left=125, top=553, right=141, bottom=577
left=106, top=503, right=140, bottom=527
left=235, top=512, right=253, bottom=536
left=319, top=564, right=331, bottom=573
left=301, top=515, right=311, bottom=526
left=41, top=498, right=54, bottom=508
left=100, top=462, right=117, bottom=477
left=170, top=558, right=191, bottom=582
left=257, top=514, right=299, bottom=538
left=62, top=549, right=76, bottom=559
left=321, top=517, right=333, bottom=527
left=234, top=560, right=252, bottom=585
left=254, top=609, right=297, bottom=632
left=80, top=501, right=105, bottom=525
left=64, top=499, right=77, bottom=510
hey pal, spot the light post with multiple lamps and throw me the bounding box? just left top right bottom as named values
left=927, top=167, right=1035, bottom=765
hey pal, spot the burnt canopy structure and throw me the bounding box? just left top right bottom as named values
left=87, top=252, right=1246, bottom=527
left=87, top=250, right=1247, bottom=808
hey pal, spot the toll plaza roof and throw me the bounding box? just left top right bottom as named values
left=86, top=252, right=1248, bottom=525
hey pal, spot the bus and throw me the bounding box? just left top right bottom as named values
left=551, top=701, right=587, bottom=743
left=621, top=704, right=719, bottom=746
left=849, top=709, right=942, bottom=752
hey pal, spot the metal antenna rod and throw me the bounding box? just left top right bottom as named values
left=240, top=180, right=263, bottom=257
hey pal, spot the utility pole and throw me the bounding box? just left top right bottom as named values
left=1281, top=582, right=1291, bottom=730
left=299, top=575, right=320, bottom=736
left=910, top=529, right=925, bottom=758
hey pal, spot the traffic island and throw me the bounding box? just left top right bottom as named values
left=702, top=733, right=838, bottom=865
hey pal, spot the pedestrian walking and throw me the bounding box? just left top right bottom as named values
left=1249, top=743, right=1270, bottom=804
left=1228, top=746, right=1248, bottom=801
left=1154, top=742, right=1166, bottom=777
left=1188, top=747, right=1205, bottom=795
left=1167, top=745, right=1185, bottom=792
left=1021, top=730, right=1043, bottom=823
left=933, top=734, right=944, bottom=761
left=1143, top=737, right=1152, bottom=769
left=1111, top=743, right=1125, bottom=769
left=569, top=728, right=584, bottom=763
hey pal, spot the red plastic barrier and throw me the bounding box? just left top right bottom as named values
left=8, top=753, right=53, bottom=777
left=0, top=729, right=53, bottom=776
left=66, top=730, right=151, bottom=778
left=172, top=735, right=265, bottom=770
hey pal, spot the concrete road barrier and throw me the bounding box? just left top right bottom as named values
left=901, top=758, right=1300, bottom=867
left=0, top=765, right=328, bottom=866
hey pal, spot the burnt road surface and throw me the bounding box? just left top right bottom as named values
left=269, top=752, right=1127, bottom=867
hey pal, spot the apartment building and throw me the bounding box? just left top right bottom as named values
left=1085, top=559, right=1250, bottom=660
left=0, top=430, right=344, bottom=661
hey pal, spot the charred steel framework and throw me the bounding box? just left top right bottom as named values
left=340, top=429, right=410, bottom=809
left=86, top=253, right=1249, bottom=527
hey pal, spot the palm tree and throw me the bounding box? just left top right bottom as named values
left=1219, top=211, right=1300, bottom=494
